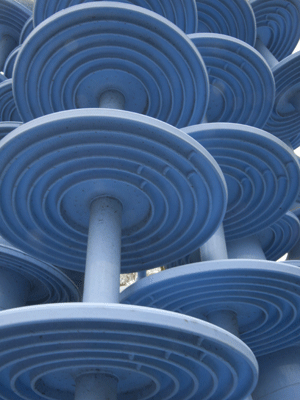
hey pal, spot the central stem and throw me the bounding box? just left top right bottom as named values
left=227, top=236, right=266, bottom=260
left=83, top=197, right=123, bottom=304
left=76, top=90, right=125, bottom=400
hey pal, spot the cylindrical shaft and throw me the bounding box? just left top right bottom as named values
left=207, top=310, right=240, bottom=337
left=200, top=223, right=228, bottom=261
left=0, top=34, right=17, bottom=71
left=0, top=267, right=30, bottom=310
left=82, top=197, right=122, bottom=304
left=75, top=374, right=118, bottom=400
left=227, top=236, right=266, bottom=260
left=255, top=38, right=278, bottom=69
left=99, top=90, right=125, bottom=109
left=137, top=271, right=147, bottom=281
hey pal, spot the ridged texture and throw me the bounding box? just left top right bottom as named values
left=189, top=33, right=275, bottom=128
left=264, top=53, right=300, bottom=145
left=3, top=45, right=20, bottom=79
left=0, top=0, right=31, bottom=39
left=0, top=109, right=227, bottom=272
left=0, top=79, right=20, bottom=122
left=14, top=3, right=208, bottom=126
left=0, top=241, right=80, bottom=303
left=19, top=16, right=33, bottom=44
left=183, top=123, right=300, bottom=240
left=196, top=0, right=256, bottom=45
left=251, top=0, right=300, bottom=60
left=0, top=121, right=21, bottom=139
left=121, top=260, right=300, bottom=357
left=0, top=304, right=258, bottom=400
left=257, top=211, right=300, bottom=260
left=33, top=0, right=198, bottom=33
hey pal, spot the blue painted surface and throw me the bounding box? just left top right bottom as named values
left=14, top=2, right=209, bottom=126
left=196, top=0, right=256, bottom=45
left=1, top=0, right=300, bottom=399
left=0, top=109, right=227, bottom=272
left=33, top=0, right=198, bottom=33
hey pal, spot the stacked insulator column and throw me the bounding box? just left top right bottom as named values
left=0, top=0, right=300, bottom=399
left=0, top=2, right=261, bottom=399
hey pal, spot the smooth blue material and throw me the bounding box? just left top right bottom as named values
left=0, top=109, right=227, bottom=272
left=0, top=79, right=20, bottom=121
left=183, top=123, right=300, bottom=240
left=122, top=260, right=300, bottom=357
left=189, top=33, right=275, bottom=128
left=33, top=0, right=198, bottom=33
left=14, top=2, right=209, bottom=127
left=196, top=0, right=256, bottom=45
left=251, top=0, right=300, bottom=61
left=83, top=197, right=122, bottom=303
left=0, top=303, right=258, bottom=400
left=253, top=346, right=300, bottom=399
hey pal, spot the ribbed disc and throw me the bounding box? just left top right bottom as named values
left=196, top=0, right=256, bottom=45
left=188, top=33, right=275, bottom=128
left=0, top=0, right=31, bottom=41
left=264, top=53, right=300, bottom=145
left=121, top=260, right=300, bottom=357
left=0, top=121, right=21, bottom=139
left=284, top=260, right=300, bottom=267
left=0, top=109, right=227, bottom=272
left=14, top=2, right=209, bottom=127
left=0, top=79, right=20, bottom=122
left=0, top=237, right=80, bottom=304
left=251, top=0, right=300, bottom=61
left=291, top=201, right=300, bottom=218
left=33, top=0, right=198, bottom=33
left=3, top=45, right=20, bottom=79
left=289, top=133, right=300, bottom=149
left=0, top=303, right=258, bottom=400
left=0, top=74, right=6, bottom=83
left=19, top=16, right=33, bottom=43
left=257, top=211, right=300, bottom=260
left=183, top=123, right=300, bottom=240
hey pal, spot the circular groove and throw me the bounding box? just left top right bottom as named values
left=121, top=260, right=300, bottom=357
left=0, top=109, right=227, bottom=272
left=33, top=0, right=198, bottom=33
left=188, top=33, right=275, bottom=128
left=0, top=121, right=21, bottom=139
left=183, top=123, right=300, bottom=240
left=14, top=2, right=208, bottom=127
left=0, top=239, right=80, bottom=304
left=0, top=79, right=21, bottom=122
left=19, top=16, right=33, bottom=43
left=3, top=44, right=20, bottom=79
left=196, top=0, right=256, bottom=45
left=251, top=0, right=300, bottom=61
left=264, top=52, right=300, bottom=145
left=256, top=211, right=300, bottom=261
left=0, top=0, right=31, bottom=40
left=0, top=303, right=258, bottom=400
